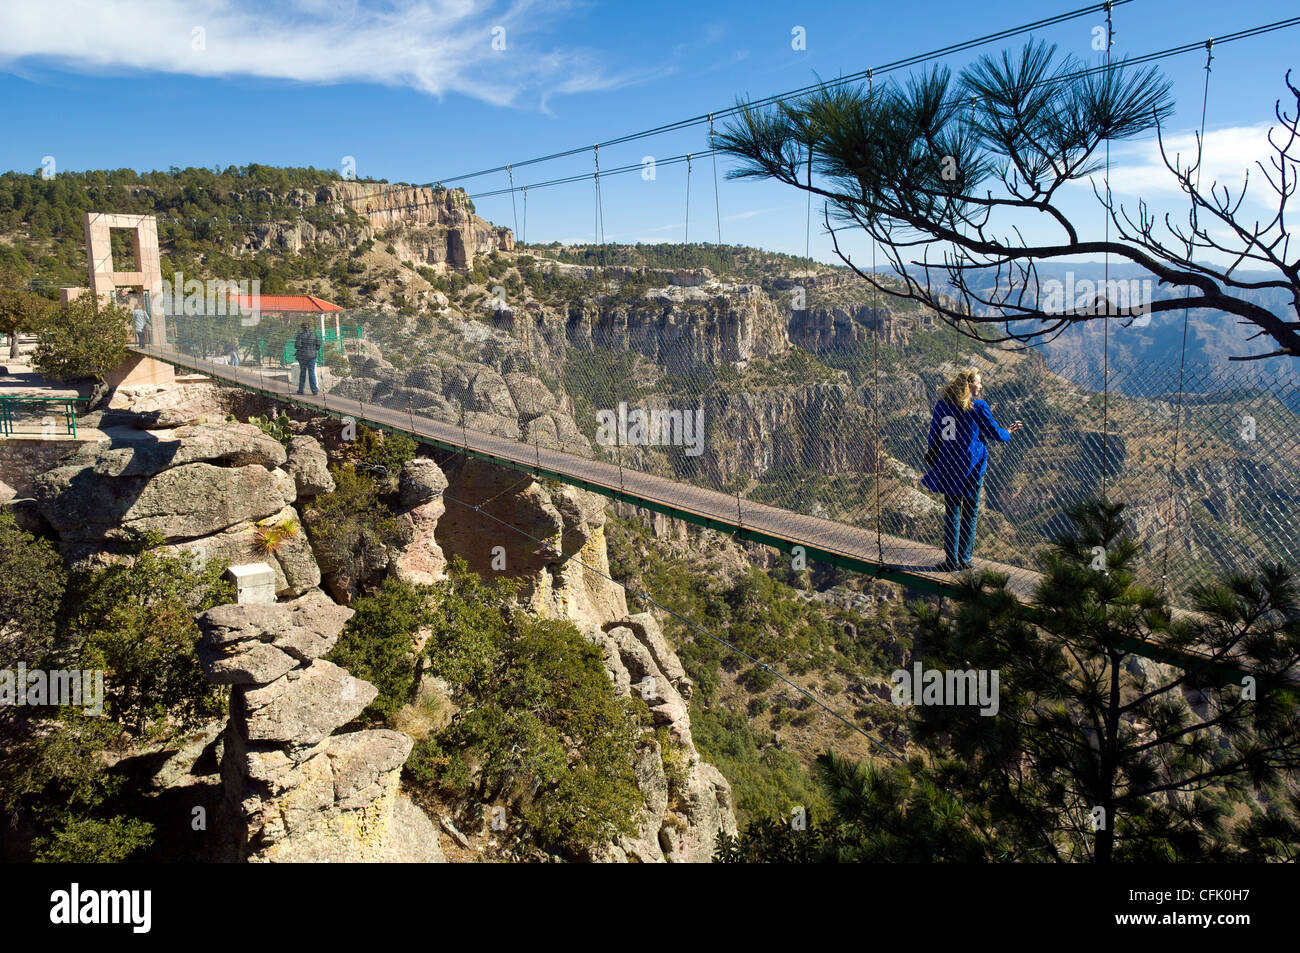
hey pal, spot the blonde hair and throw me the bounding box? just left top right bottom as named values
left=940, top=369, right=980, bottom=413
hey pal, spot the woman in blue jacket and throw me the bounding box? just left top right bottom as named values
left=921, top=369, right=1023, bottom=571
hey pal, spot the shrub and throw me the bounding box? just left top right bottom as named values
left=0, top=510, right=66, bottom=670
left=326, top=578, right=434, bottom=718
left=33, top=814, right=155, bottom=863
left=301, top=464, right=404, bottom=592
left=407, top=560, right=644, bottom=856
left=32, top=294, right=131, bottom=383
left=65, top=541, right=233, bottom=737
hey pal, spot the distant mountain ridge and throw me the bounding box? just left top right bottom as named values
left=900, top=261, right=1298, bottom=391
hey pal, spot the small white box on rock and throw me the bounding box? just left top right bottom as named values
left=227, top=562, right=277, bottom=605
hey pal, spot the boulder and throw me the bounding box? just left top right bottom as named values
left=324, top=729, right=414, bottom=809
left=391, top=458, right=449, bottom=586
left=286, top=436, right=335, bottom=496
left=331, top=376, right=378, bottom=403
left=197, top=589, right=353, bottom=672
left=104, top=380, right=232, bottom=427
left=37, top=461, right=290, bottom=542
left=405, top=364, right=443, bottom=393
left=237, top=659, right=377, bottom=750
left=169, top=505, right=319, bottom=597
left=504, top=373, right=557, bottom=418
left=55, top=422, right=286, bottom=477
left=398, top=458, right=448, bottom=508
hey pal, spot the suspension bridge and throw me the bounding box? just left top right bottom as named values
left=129, top=336, right=1292, bottom=685
left=92, top=2, right=1300, bottom=693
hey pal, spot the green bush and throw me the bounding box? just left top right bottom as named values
left=407, top=560, right=645, bottom=856
left=327, top=578, right=434, bottom=717
left=0, top=509, right=66, bottom=670
left=66, top=540, right=233, bottom=736
left=33, top=814, right=155, bottom=863
left=32, top=294, right=131, bottom=382
left=301, top=465, right=404, bottom=592
left=352, top=424, right=417, bottom=486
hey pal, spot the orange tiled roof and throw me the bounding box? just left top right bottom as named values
left=230, top=294, right=342, bottom=313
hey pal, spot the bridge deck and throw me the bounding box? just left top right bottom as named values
left=130, top=346, right=1253, bottom=680
left=134, top=346, right=1030, bottom=594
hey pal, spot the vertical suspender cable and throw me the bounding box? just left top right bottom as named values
left=595, top=145, right=623, bottom=494
left=1100, top=1, right=1114, bottom=502
left=865, top=69, right=883, bottom=572
left=507, top=164, right=519, bottom=241
left=1160, top=39, right=1214, bottom=592
left=520, top=186, right=527, bottom=246
left=710, top=115, right=723, bottom=248
left=593, top=145, right=605, bottom=267
left=684, top=154, right=693, bottom=245
left=873, top=233, right=883, bottom=573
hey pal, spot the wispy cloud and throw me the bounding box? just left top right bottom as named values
left=0, top=0, right=647, bottom=109
left=1087, top=124, right=1282, bottom=201
left=724, top=204, right=792, bottom=222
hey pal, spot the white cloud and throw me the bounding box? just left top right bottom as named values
left=723, top=204, right=791, bottom=222
left=0, top=0, right=646, bottom=108
left=1095, top=124, right=1282, bottom=200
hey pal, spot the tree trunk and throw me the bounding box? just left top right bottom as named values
left=86, top=378, right=111, bottom=413
left=1095, top=652, right=1123, bottom=863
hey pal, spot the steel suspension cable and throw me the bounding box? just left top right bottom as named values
left=434, top=1, right=1135, bottom=185
left=507, top=165, right=519, bottom=241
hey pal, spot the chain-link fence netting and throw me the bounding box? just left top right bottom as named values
left=162, top=306, right=1299, bottom=607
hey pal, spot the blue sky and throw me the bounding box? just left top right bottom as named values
left=1, top=0, right=1296, bottom=266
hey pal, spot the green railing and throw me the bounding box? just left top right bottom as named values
left=0, top=396, right=83, bottom=437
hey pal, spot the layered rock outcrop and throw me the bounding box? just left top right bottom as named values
left=237, top=183, right=512, bottom=271
left=591, top=612, right=736, bottom=863
left=390, top=458, right=449, bottom=586
left=34, top=421, right=322, bottom=597
left=435, top=456, right=626, bottom=632
left=197, top=590, right=441, bottom=862
left=496, top=277, right=789, bottom=375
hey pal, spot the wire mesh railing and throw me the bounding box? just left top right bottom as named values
left=159, top=306, right=1300, bottom=606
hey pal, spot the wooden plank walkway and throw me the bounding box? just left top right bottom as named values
left=134, top=345, right=1038, bottom=598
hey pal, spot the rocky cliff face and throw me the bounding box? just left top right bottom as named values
left=591, top=613, right=737, bottom=862
left=236, top=182, right=512, bottom=271
left=197, top=591, right=440, bottom=862
left=34, top=417, right=324, bottom=598
left=495, top=271, right=790, bottom=375
left=433, top=455, right=736, bottom=860
left=28, top=378, right=733, bottom=861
